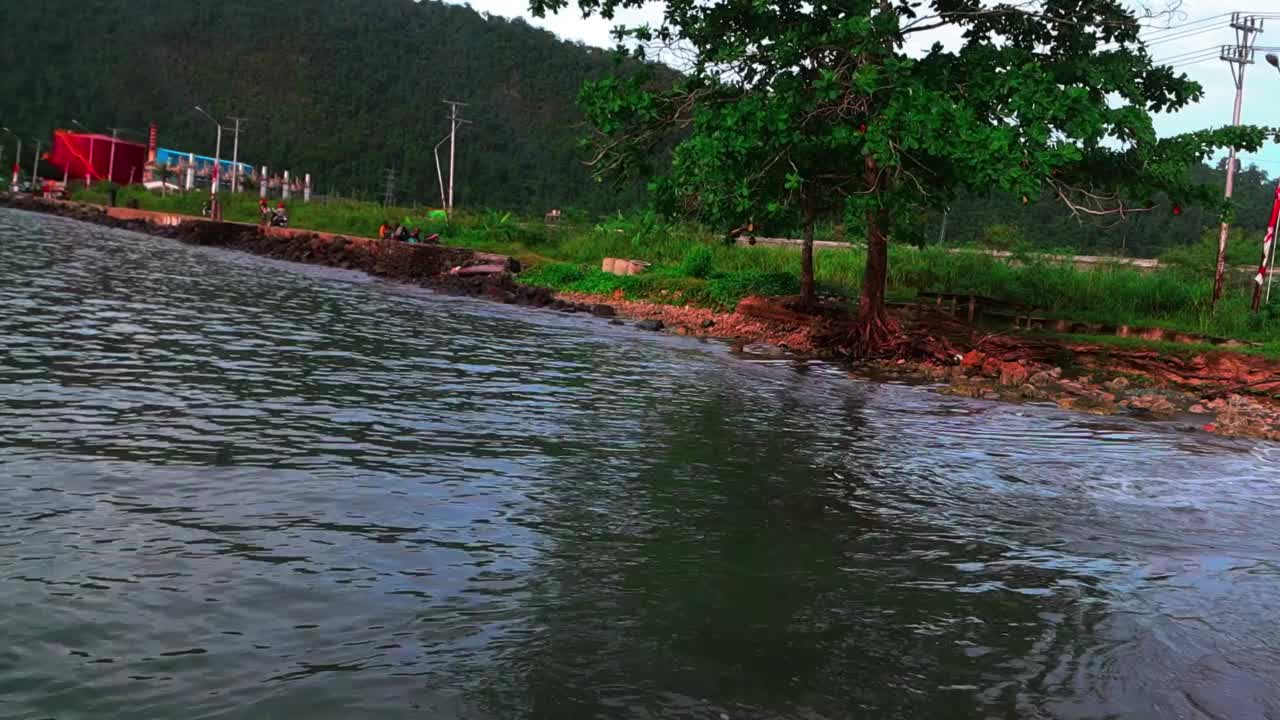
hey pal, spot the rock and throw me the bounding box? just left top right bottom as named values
left=1106, top=377, right=1131, bottom=393
left=591, top=304, right=617, bottom=318
left=609, top=319, right=625, bottom=326
left=998, top=362, right=1030, bottom=387
left=1019, top=384, right=1048, bottom=401
left=1028, top=371, right=1057, bottom=388
left=1125, top=392, right=1178, bottom=417
left=961, top=350, right=986, bottom=369
left=635, top=319, right=665, bottom=331
left=701, top=319, right=716, bottom=329
left=1057, top=396, right=1117, bottom=415
left=980, top=357, right=1004, bottom=378
left=675, top=326, right=690, bottom=336
left=1189, top=403, right=1209, bottom=414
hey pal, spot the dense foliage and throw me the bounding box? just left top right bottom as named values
left=533, top=0, right=1276, bottom=350
left=0, top=0, right=648, bottom=212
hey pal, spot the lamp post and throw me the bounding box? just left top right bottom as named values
left=194, top=106, right=223, bottom=196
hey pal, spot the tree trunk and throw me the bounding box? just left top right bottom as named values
left=800, top=193, right=817, bottom=306
left=852, top=156, right=896, bottom=355
left=1212, top=222, right=1229, bottom=307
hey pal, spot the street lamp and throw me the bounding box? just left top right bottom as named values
left=194, top=106, right=223, bottom=196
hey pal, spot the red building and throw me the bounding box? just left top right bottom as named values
left=49, top=130, right=148, bottom=185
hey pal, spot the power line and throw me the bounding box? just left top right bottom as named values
left=1143, top=23, right=1231, bottom=47
left=1154, top=45, right=1221, bottom=64
left=1141, top=12, right=1234, bottom=37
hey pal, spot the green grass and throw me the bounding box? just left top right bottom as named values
left=68, top=186, right=1280, bottom=350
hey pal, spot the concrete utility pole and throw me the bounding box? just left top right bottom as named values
left=30, top=138, right=41, bottom=191
left=383, top=167, right=397, bottom=207
left=1213, top=13, right=1265, bottom=306
left=433, top=134, right=450, bottom=212
left=227, top=116, right=248, bottom=193
left=443, top=100, right=471, bottom=211
left=260, top=166, right=269, bottom=199
left=283, top=170, right=291, bottom=201
left=194, top=106, right=223, bottom=196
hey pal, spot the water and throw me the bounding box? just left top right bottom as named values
left=1, top=208, right=1278, bottom=720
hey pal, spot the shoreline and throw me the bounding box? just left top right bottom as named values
left=3, top=192, right=1277, bottom=443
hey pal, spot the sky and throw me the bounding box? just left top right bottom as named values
left=450, top=0, right=1280, bottom=171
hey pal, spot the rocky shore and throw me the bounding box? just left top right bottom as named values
left=4, top=192, right=1277, bottom=442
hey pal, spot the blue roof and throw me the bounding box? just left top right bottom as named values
left=157, top=147, right=253, bottom=171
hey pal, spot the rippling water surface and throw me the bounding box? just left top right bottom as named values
left=2, top=208, right=1279, bottom=719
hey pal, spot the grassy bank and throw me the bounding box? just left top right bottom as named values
left=71, top=187, right=1280, bottom=355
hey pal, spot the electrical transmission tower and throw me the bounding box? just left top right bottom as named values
left=383, top=167, right=397, bottom=207
left=1213, top=12, right=1265, bottom=304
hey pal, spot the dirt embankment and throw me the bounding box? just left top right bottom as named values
left=5, top=192, right=1276, bottom=441
left=557, top=291, right=1280, bottom=442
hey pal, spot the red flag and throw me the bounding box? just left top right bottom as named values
left=1257, top=183, right=1280, bottom=287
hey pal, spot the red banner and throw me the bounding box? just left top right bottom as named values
left=1259, top=183, right=1280, bottom=287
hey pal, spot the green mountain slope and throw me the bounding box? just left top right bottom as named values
left=0, top=0, right=643, bottom=211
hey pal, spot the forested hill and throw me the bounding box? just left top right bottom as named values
left=0, top=0, right=644, bottom=211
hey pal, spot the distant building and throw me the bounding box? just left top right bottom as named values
left=156, top=148, right=253, bottom=180
left=49, top=130, right=149, bottom=185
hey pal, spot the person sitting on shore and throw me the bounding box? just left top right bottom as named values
left=271, top=202, right=288, bottom=227
left=379, top=222, right=391, bottom=240
left=409, top=228, right=422, bottom=244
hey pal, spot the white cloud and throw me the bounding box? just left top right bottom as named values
left=449, top=0, right=1280, bottom=171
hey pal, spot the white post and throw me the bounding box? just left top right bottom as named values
left=212, top=125, right=222, bottom=196
left=10, top=138, right=20, bottom=192
left=260, top=166, right=268, bottom=199
left=304, top=173, right=312, bottom=203
left=230, top=117, right=242, bottom=193
left=185, top=153, right=195, bottom=191
left=31, top=140, right=41, bottom=192
left=448, top=109, right=457, bottom=211
left=282, top=170, right=291, bottom=201
left=108, top=129, right=119, bottom=184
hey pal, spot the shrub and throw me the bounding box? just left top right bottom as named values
left=678, top=245, right=716, bottom=278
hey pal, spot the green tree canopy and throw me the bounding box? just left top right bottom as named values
left=533, top=0, right=1277, bottom=352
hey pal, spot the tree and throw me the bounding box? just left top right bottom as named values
left=531, top=0, right=1276, bottom=353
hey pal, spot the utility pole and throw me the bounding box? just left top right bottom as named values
left=443, top=100, right=470, bottom=211
left=383, top=166, right=397, bottom=207
left=227, top=116, right=248, bottom=193
left=1213, top=13, right=1264, bottom=306
left=107, top=127, right=126, bottom=184
left=194, top=106, right=223, bottom=198
left=30, top=138, right=41, bottom=191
